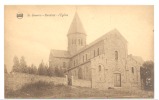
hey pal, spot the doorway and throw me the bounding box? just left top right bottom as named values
left=114, top=73, right=121, bottom=87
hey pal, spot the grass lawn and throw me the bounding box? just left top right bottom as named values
left=5, top=81, right=154, bottom=99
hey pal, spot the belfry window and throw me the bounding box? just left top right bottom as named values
left=115, top=51, right=118, bottom=60
left=99, top=65, right=101, bottom=71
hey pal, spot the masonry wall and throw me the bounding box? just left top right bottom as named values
left=126, top=56, right=142, bottom=87
left=49, top=57, right=70, bottom=70
left=69, top=40, right=105, bottom=81
left=72, top=78, right=91, bottom=88
left=91, top=32, right=128, bottom=89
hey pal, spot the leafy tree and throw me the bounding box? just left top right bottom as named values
left=20, top=56, right=27, bottom=73
left=12, top=56, right=20, bottom=72
left=45, top=64, right=49, bottom=75
left=140, top=60, right=154, bottom=90
left=47, top=66, right=54, bottom=76
left=38, top=60, right=48, bottom=76
left=54, top=67, right=60, bottom=77
left=31, top=64, right=38, bottom=74
left=59, top=67, right=64, bottom=77
left=54, top=67, right=64, bottom=77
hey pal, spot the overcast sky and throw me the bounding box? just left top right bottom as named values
left=5, top=5, right=154, bottom=72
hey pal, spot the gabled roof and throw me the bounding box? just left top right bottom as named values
left=50, top=49, right=70, bottom=58
left=67, top=12, right=86, bottom=35
left=128, top=54, right=144, bottom=65
left=71, top=28, right=127, bottom=57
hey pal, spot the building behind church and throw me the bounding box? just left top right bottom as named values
left=49, top=12, right=143, bottom=89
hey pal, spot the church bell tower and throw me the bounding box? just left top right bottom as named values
left=67, top=12, right=87, bottom=55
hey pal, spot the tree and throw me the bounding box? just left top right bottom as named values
left=4, top=64, right=8, bottom=74
left=31, top=64, right=38, bottom=74
left=20, top=56, right=27, bottom=73
left=59, top=67, right=64, bottom=77
left=47, top=66, right=54, bottom=76
left=54, top=67, right=64, bottom=77
left=12, top=56, right=20, bottom=72
left=140, top=60, right=154, bottom=90
left=54, top=67, right=60, bottom=77
left=45, top=64, right=49, bottom=76
left=38, top=60, right=48, bottom=76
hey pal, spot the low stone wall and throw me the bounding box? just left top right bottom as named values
left=5, top=72, right=66, bottom=91
left=72, top=78, right=91, bottom=88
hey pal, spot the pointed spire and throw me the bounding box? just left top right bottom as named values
left=67, top=12, right=86, bottom=35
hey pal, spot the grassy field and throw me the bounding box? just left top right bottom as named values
left=5, top=80, right=154, bottom=99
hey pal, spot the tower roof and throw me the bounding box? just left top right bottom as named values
left=67, top=12, right=86, bottom=35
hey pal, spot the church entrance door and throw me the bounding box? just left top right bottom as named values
left=114, top=73, right=121, bottom=87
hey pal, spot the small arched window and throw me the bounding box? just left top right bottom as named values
left=75, top=70, right=76, bottom=76
left=74, top=39, right=76, bottom=45
left=99, top=65, right=101, bottom=71
left=115, top=51, right=118, bottom=60
left=72, top=39, right=74, bottom=44
left=97, top=48, right=100, bottom=55
left=78, top=39, right=80, bottom=45
left=132, top=67, right=134, bottom=74
left=94, top=50, right=96, bottom=57
left=63, top=62, right=66, bottom=68
left=74, top=60, right=75, bottom=66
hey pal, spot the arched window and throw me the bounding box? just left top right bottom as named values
left=115, top=51, right=118, bottom=60
left=63, top=62, right=66, bottom=68
left=132, top=67, right=134, bottom=74
left=78, top=68, right=83, bottom=79
left=86, top=54, right=87, bottom=60
left=78, top=39, right=80, bottom=45
left=97, top=48, right=100, bottom=55
left=75, top=70, right=76, bottom=76
left=99, top=65, right=101, bottom=71
left=83, top=55, right=85, bottom=62
left=74, top=60, right=75, bottom=66
left=81, top=39, right=83, bottom=45
left=74, top=39, right=76, bottom=45
left=72, top=39, right=74, bottom=44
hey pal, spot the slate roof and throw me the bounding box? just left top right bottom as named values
left=128, top=54, right=144, bottom=65
left=50, top=49, right=70, bottom=58
left=67, top=12, right=86, bottom=35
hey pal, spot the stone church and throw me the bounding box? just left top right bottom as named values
left=49, top=12, right=143, bottom=89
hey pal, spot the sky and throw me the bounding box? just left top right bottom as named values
left=4, top=5, right=154, bottom=72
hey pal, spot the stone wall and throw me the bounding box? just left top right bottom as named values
left=72, top=78, right=91, bottom=88
left=5, top=72, right=66, bottom=91
left=49, top=57, right=70, bottom=70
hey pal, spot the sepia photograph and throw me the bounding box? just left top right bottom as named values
left=4, top=5, right=154, bottom=99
